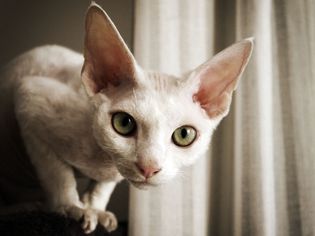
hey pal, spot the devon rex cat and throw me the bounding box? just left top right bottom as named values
left=0, top=2, right=253, bottom=234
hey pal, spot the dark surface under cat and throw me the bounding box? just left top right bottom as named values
left=0, top=211, right=128, bottom=236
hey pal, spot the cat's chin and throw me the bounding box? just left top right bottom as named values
left=128, top=179, right=160, bottom=190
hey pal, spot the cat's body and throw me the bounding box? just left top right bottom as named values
left=0, top=46, right=81, bottom=206
left=0, top=3, right=253, bottom=234
left=0, top=46, right=122, bottom=232
left=1, top=45, right=120, bottom=181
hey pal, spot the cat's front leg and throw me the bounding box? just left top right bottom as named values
left=81, top=181, right=117, bottom=233
left=24, top=137, right=84, bottom=220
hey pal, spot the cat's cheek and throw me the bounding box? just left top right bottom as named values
left=172, top=138, right=211, bottom=167
left=113, top=158, right=142, bottom=180
left=184, top=148, right=208, bottom=166
left=93, top=116, right=137, bottom=160
left=147, top=161, right=179, bottom=185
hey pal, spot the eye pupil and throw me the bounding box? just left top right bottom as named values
left=122, top=117, right=131, bottom=127
left=181, top=128, right=188, bottom=138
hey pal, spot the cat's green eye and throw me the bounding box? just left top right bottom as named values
left=172, top=126, right=197, bottom=147
left=112, top=112, right=137, bottom=136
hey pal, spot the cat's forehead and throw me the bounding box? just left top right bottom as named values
left=143, top=71, right=183, bottom=92
left=110, top=71, right=207, bottom=126
left=136, top=71, right=189, bottom=111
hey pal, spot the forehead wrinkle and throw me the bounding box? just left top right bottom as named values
left=146, top=71, right=181, bottom=93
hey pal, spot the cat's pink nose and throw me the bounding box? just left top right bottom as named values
left=136, top=162, right=161, bottom=178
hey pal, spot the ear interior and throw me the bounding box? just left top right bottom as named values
left=82, top=3, right=137, bottom=97
left=193, top=38, right=254, bottom=118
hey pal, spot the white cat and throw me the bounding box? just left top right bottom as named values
left=0, top=2, right=253, bottom=234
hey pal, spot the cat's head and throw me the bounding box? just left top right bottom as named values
left=81, top=4, right=253, bottom=188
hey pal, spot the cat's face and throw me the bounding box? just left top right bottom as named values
left=81, top=3, right=253, bottom=187
left=91, top=70, right=216, bottom=187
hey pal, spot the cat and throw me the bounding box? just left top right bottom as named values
left=0, top=2, right=253, bottom=234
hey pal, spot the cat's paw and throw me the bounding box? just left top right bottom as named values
left=98, top=210, right=118, bottom=232
left=82, top=208, right=98, bottom=234
left=54, top=205, right=117, bottom=233
left=81, top=209, right=118, bottom=234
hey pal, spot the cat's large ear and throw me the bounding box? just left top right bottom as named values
left=191, top=38, right=254, bottom=118
left=81, top=3, right=137, bottom=97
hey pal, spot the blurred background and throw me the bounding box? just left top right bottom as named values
left=0, top=0, right=134, bottom=66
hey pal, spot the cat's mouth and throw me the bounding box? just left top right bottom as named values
left=128, top=179, right=158, bottom=189
left=114, top=161, right=162, bottom=188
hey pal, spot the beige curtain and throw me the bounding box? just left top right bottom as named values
left=129, top=0, right=315, bottom=235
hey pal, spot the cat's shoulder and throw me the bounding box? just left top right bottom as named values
left=14, top=45, right=83, bottom=67
left=9, top=46, right=89, bottom=147
left=1, top=45, right=83, bottom=85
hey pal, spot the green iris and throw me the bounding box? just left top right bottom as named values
left=112, top=112, right=136, bottom=136
left=172, top=126, right=197, bottom=147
